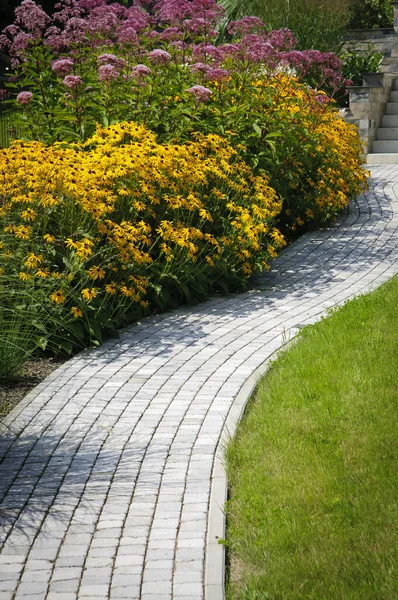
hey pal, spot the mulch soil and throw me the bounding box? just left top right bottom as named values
left=0, top=356, right=68, bottom=420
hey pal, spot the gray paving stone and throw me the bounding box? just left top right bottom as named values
left=111, top=574, right=142, bottom=587
left=48, top=578, right=79, bottom=593
left=46, top=593, right=76, bottom=600
left=110, top=586, right=140, bottom=598
left=79, top=583, right=110, bottom=596
left=22, top=569, right=52, bottom=583
left=173, top=582, right=204, bottom=595
left=14, top=581, right=49, bottom=595
left=142, top=568, right=173, bottom=582
left=51, top=567, right=82, bottom=581
left=141, top=580, right=172, bottom=594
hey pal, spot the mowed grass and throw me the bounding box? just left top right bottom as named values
left=225, top=276, right=398, bottom=600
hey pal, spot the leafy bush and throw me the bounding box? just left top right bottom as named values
left=244, top=75, right=369, bottom=233
left=348, top=0, right=393, bottom=30
left=0, top=122, right=284, bottom=352
left=341, top=44, right=384, bottom=85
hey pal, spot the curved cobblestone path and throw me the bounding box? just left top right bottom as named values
left=1, top=164, right=398, bottom=600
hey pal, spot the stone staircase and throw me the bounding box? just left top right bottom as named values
left=367, top=69, right=398, bottom=164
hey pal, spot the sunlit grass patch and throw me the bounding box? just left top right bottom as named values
left=226, top=276, right=398, bottom=600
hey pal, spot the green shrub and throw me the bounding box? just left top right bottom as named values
left=341, top=44, right=384, bottom=85
left=348, top=0, right=393, bottom=30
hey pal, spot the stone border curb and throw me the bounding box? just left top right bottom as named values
left=204, top=338, right=293, bottom=600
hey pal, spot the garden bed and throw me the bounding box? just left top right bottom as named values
left=0, top=355, right=67, bottom=420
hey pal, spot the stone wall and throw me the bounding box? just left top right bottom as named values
left=345, top=73, right=395, bottom=153
left=344, top=29, right=395, bottom=55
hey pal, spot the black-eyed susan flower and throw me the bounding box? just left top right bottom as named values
left=50, top=289, right=66, bottom=304
left=43, top=233, right=56, bottom=244
left=87, top=265, right=106, bottom=280
left=21, top=208, right=36, bottom=221
left=14, top=225, right=31, bottom=240
left=71, top=306, right=83, bottom=318
left=81, top=287, right=97, bottom=301
left=19, top=271, right=32, bottom=281
left=25, top=253, right=43, bottom=269
left=36, top=269, right=50, bottom=278
left=105, top=282, right=117, bottom=295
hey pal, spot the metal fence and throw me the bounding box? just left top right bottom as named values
left=0, top=73, right=25, bottom=148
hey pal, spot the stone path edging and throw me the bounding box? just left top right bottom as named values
left=0, top=164, right=397, bottom=600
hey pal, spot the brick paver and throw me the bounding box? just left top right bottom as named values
left=0, top=164, right=397, bottom=600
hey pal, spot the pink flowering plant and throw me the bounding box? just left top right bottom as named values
left=0, top=0, right=352, bottom=144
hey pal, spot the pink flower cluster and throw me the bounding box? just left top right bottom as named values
left=52, top=58, right=74, bottom=76
left=148, top=49, right=172, bottom=65
left=131, top=64, right=152, bottom=79
left=63, top=75, right=83, bottom=88
left=227, top=16, right=265, bottom=36
left=190, top=63, right=229, bottom=82
left=98, top=64, right=118, bottom=83
left=98, top=53, right=126, bottom=69
left=17, top=91, right=33, bottom=105
left=186, top=84, right=212, bottom=103
left=15, top=0, right=51, bottom=36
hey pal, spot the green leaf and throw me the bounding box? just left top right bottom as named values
left=252, top=123, right=262, bottom=137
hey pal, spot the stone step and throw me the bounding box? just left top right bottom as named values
left=372, top=140, right=398, bottom=153
left=366, top=153, right=398, bottom=164
left=382, top=57, right=398, bottom=64
left=390, top=90, right=398, bottom=101
left=376, top=127, right=398, bottom=140
left=394, top=78, right=398, bottom=91
left=385, top=102, right=398, bottom=114
left=380, top=63, right=398, bottom=74
left=382, top=114, right=398, bottom=127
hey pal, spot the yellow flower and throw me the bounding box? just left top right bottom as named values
left=105, top=282, right=117, bottom=295
left=19, top=271, right=32, bottom=281
left=81, top=287, right=98, bottom=301
left=21, top=208, right=37, bottom=222
left=119, top=285, right=137, bottom=299
left=14, top=225, right=31, bottom=240
left=43, top=234, right=56, bottom=244
left=65, top=238, right=78, bottom=250
left=76, top=239, right=94, bottom=259
left=36, top=268, right=50, bottom=278
left=242, top=263, right=252, bottom=275
left=50, top=289, right=65, bottom=304
left=25, top=253, right=43, bottom=269
left=205, top=255, right=215, bottom=267
left=87, top=265, right=106, bottom=280
left=71, top=306, right=83, bottom=318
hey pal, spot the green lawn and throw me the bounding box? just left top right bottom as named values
left=225, top=276, right=398, bottom=600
